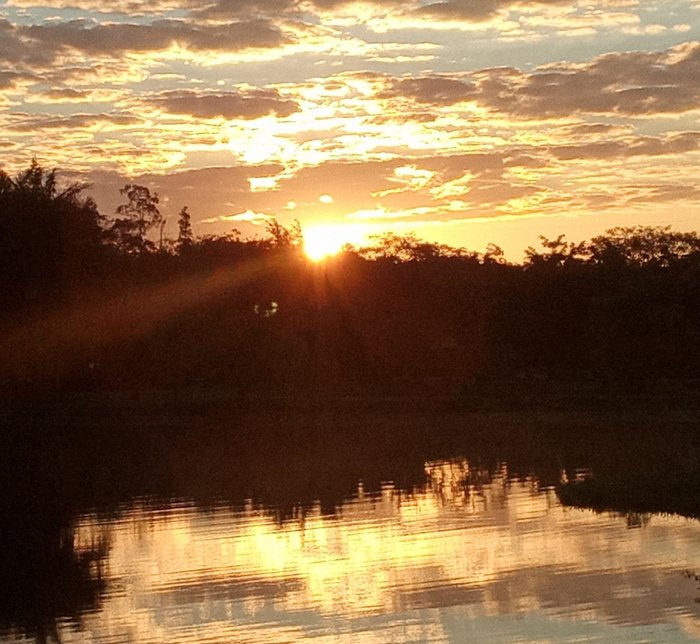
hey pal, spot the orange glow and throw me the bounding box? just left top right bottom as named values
left=69, top=458, right=700, bottom=642
left=303, top=223, right=367, bottom=261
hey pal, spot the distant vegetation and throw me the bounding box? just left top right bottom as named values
left=2, top=161, right=700, bottom=400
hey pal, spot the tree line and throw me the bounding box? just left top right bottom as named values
left=2, top=161, right=700, bottom=400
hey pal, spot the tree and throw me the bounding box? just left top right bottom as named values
left=483, top=243, right=506, bottom=265
left=265, top=219, right=303, bottom=248
left=108, top=184, right=162, bottom=254
left=524, top=235, right=586, bottom=269
left=587, top=226, right=700, bottom=268
left=357, top=232, right=468, bottom=263
left=0, top=160, right=106, bottom=305
left=176, top=206, right=193, bottom=252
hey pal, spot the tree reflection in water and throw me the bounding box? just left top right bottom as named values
left=3, top=403, right=700, bottom=642
left=1, top=458, right=697, bottom=643
left=0, top=506, right=109, bottom=643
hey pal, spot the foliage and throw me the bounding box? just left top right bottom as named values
left=0, top=160, right=106, bottom=306
left=483, top=243, right=507, bottom=264
left=1, top=162, right=700, bottom=398
left=525, top=234, right=587, bottom=268
left=264, top=219, right=303, bottom=248
left=108, top=184, right=162, bottom=254
left=356, top=232, right=475, bottom=263
left=587, top=226, right=700, bottom=267
left=176, top=206, right=193, bottom=251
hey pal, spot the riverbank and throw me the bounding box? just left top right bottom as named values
left=3, top=392, right=699, bottom=516
left=4, top=377, right=700, bottom=415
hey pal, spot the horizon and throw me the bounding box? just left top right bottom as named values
left=1, top=1, right=699, bottom=259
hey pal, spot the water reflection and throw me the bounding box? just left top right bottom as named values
left=0, top=508, right=108, bottom=644
left=6, top=459, right=700, bottom=643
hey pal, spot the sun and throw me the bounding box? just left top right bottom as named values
left=303, top=223, right=365, bottom=262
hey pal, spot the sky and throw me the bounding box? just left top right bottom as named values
left=1, top=0, right=699, bottom=258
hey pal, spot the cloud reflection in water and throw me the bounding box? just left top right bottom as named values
left=61, top=460, right=700, bottom=642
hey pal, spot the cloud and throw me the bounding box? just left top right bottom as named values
left=412, top=0, right=509, bottom=23
left=35, top=18, right=287, bottom=53
left=304, top=0, right=641, bottom=39
left=81, top=164, right=284, bottom=221
left=0, top=70, right=34, bottom=90
left=0, top=18, right=40, bottom=65
left=37, top=88, right=93, bottom=102
left=5, top=0, right=197, bottom=11
left=193, top=0, right=299, bottom=22
left=1, top=0, right=699, bottom=241
left=373, top=42, right=700, bottom=118
left=201, top=209, right=275, bottom=225
left=550, top=133, right=700, bottom=161
left=304, top=0, right=578, bottom=28
left=6, top=112, right=144, bottom=132
left=625, top=183, right=700, bottom=205
left=30, top=62, right=149, bottom=89
left=27, top=87, right=127, bottom=104
left=235, top=153, right=530, bottom=218
left=378, top=76, right=477, bottom=105
left=482, top=42, right=700, bottom=117
left=5, top=0, right=649, bottom=37
left=0, top=18, right=291, bottom=67
left=144, top=88, right=299, bottom=120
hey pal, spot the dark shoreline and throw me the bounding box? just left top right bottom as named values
left=556, top=478, right=700, bottom=519
left=3, top=390, right=700, bottom=518
left=4, top=377, right=700, bottom=411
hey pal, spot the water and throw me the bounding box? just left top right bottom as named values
left=5, top=457, right=700, bottom=643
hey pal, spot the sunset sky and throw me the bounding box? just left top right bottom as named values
left=1, top=0, right=699, bottom=258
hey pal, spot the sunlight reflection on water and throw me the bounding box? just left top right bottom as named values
left=8, top=460, right=700, bottom=643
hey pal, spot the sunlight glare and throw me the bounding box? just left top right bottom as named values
left=304, top=223, right=365, bottom=262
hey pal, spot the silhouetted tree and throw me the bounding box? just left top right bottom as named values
left=525, top=234, right=586, bottom=269
left=357, top=232, right=470, bottom=263
left=587, top=226, right=700, bottom=267
left=0, top=160, right=105, bottom=308
left=108, top=184, right=161, bottom=254
left=2, top=161, right=699, bottom=398
left=176, top=206, right=193, bottom=252
left=265, top=218, right=303, bottom=248
left=483, top=243, right=507, bottom=265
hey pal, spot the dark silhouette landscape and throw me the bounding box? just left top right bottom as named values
left=2, top=161, right=700, bottom=641
left=3, top=161, right=700, bottom=403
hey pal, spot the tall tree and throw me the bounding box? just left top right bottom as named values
left=176, top=206, right=194, bottom=252
left=109, top=184, right=161, bottom=254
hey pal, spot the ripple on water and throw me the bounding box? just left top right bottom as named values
left=4, top=459, right=700, bottom=642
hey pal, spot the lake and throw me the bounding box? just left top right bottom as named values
left=2, top=403, right=700, bottom=642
